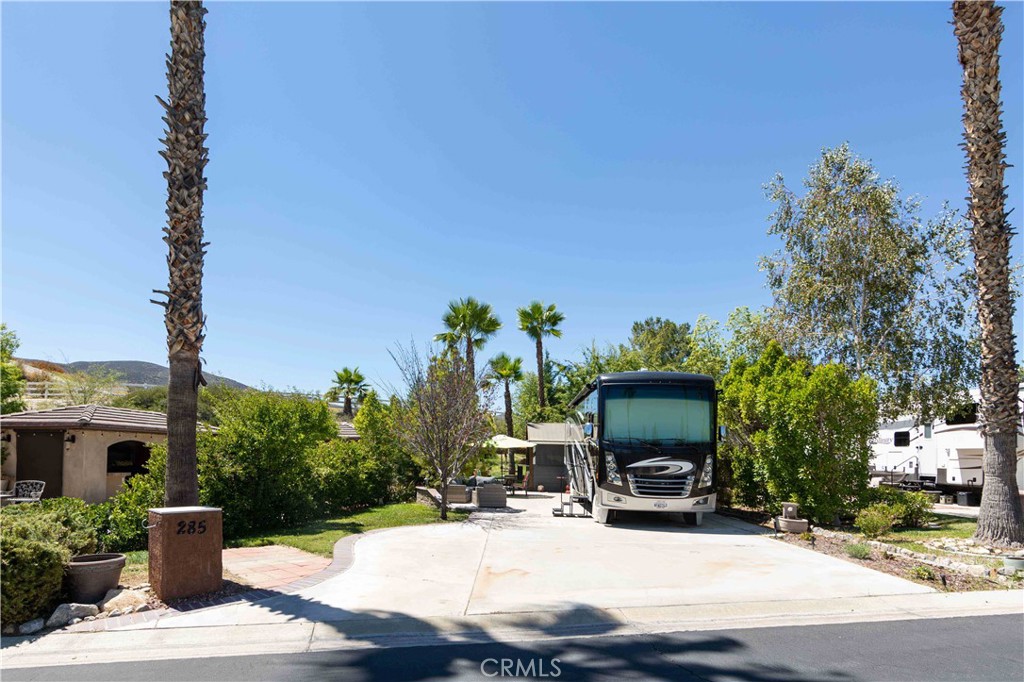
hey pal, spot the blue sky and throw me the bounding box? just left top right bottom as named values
left=3, top=2, right=1022, bottom=394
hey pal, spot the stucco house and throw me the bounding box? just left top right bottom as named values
left=1, top=405, right=172, bottom=503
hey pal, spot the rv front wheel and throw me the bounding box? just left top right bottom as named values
left=683, top=512, right=703, bottom=526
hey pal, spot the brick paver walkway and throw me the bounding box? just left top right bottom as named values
left=223, top=545, right=331, bottom=589
left=64, top=544, right=338, bottom=633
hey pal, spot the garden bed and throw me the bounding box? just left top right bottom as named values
left=775, top=529, right=1015, bottom=591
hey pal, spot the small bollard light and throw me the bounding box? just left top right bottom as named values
left=940, top=573, right=948, bottom=589
left=810, top=535, right=816, bottom=548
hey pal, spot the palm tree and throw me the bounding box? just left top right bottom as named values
left=517, top=301, right=565, bottom=409
left=331, top=367, right=369, bottom=417
left=489, top=353, right=524, bottom=437
left=433, top=297, right=502, bottom=379
left=152, top=0, right=209, bottom=507
left=489, top=353, right=524, bottom=476
left=954, top=1, right=1023, bottom=545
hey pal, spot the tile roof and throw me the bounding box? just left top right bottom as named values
left=1, top=405, right=169, bottom=434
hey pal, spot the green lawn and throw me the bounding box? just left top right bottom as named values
left=227, top=503, right=470, bottom=557
left=876, top=513, right=977, bottom=554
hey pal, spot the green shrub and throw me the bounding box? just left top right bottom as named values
left=0, top=499, right=102, bottom=626
left=309, top=440, right=373, bottom=515
left=106, top=448, right=167, bottom=552
left=719, top=343, right=878, bottom=524
left=198, top=391, right=337, bottom=537
left=863, top=487, right=933, bottom=528
left=855, top=504, right=895, bottom=538
left=0, top=533, right=66, bottom=626
left=1, top=498, right=98, bottom=556
left=845, top=543, right=872, bottom=560
left=907, top=565, right=935, bottom=581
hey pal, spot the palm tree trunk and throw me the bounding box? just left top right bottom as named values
left=465, top=338, right=475, bottom=380
left=166, top=351, right=200, bottom=506
left=954, top=1, right=1023, bottom=544
left=504, top=381, right=514, bottom=437
left=158, top=0, right=208, bottom=507
left=343, top=395, right=352, bottom=417
left=505, top=380, right=515, bottom=476
left=535, top=339, right=545, bottom=409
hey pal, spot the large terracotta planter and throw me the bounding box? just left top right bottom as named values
left=67, top=553, right=126, bottom=604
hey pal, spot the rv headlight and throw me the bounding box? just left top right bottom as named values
left=698, top=455, right=714, bottom=488
left=605, top=452, right=622, bottom=485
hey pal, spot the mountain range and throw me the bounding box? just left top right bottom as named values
left=20, top=359, right=249, bottom=390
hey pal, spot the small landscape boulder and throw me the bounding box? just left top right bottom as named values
left=19, top=619, right=45, bottom=635
left=46, top=603, right=99, bottom=628
left=100, top=588, right=149, bottom=614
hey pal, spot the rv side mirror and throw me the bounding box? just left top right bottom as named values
left=718, top=424, right=727, bottom=442
left=583, top=423, right=593, bottom=438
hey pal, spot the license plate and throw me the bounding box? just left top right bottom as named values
left=654, top=501, right=668, bottom=509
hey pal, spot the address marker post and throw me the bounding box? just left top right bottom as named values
left=148, top=506, right=223, bottom=601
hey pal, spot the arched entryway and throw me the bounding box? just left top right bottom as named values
left=106, top=440, right=151, bottom=476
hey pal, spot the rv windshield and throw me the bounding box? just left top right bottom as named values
left=602, top=384, right=712, bottom=444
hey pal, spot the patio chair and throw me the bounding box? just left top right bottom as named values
left=9, top=479, right=45, bottom=504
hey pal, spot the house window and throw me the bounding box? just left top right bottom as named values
left=106, top=441, right=151, bottom=475
left=894, top=431, right=910, bottom=447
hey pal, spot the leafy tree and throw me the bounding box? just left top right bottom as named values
left=720, top=342, right=878, bottom=523
left=681, top=315, right=728, bottom=381
left=390, top=344, right=495, bottom=519
left=53, top=368, right=123, bottom=406
left=328, top=367, right=369, bottom=416
left=0, top=325, right=26, bottom=414
left=517, top=301, right=565, bottom=409
left=434, top=297, right=502, bottom=379
left=761, top=144, right=976, bottom=421
left=628, top=317, right=692, bottom=370
left=152, top=0, right=210, bottom=507
left=551, top=343, right=643, bottom=412
left=109, top=384, right=232, bottom=425
left=354, top=391, right=421, bottom=501
left=954, top=1, right=1023, bottom=545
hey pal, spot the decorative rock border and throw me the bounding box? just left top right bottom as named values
left=810, top=526, right=1023, bottom=583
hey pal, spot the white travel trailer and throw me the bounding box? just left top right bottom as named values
left=870, top=386, right=1024, bottom=495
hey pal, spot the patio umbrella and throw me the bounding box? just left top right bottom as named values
left=484, top=435, right=537, bottom=483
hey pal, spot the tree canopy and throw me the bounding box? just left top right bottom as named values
left=761, top=144, right=977, bottom=419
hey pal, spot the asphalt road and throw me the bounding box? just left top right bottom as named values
left=5, top=614, right=1022, bottom=682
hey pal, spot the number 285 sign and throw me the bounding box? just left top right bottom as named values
left=176, top=519, right=208, bottom=535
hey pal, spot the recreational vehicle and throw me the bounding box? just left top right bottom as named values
left=564, top=372, right=719, bottom=524
left=870, top=386, right=1024, bottom=495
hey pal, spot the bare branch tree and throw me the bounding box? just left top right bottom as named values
left=389, top=342, right=496, bottom=519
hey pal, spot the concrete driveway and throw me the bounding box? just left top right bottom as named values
left=158, top=494, right=931, bottom=628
